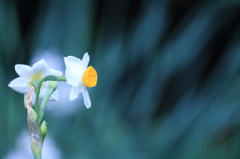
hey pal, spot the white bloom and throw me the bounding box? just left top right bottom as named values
left=64, top=53, right=97, bottom=108
left=8, top=59, right=62, bottom=101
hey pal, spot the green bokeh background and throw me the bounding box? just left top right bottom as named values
left=1, top=0, right=240, bottom=158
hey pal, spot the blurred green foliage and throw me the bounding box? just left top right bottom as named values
left=2, top=0, right=240, bottom=158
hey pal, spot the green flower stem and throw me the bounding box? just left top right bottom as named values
left=25, top=87, right=42, bottom=159
left=27, top=105, right=42, bottom=159
left=38, top=81, right=59, bottom=124
left=33, top=153, right=41, bottom=159
left=34, top=76, right=66, bottom=113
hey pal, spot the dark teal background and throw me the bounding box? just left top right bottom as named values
left=1, top=0, right=240, bottom=158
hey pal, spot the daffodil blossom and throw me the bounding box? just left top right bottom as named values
left=64, top=53, right=97, bottom=108
left=8, top=59, right=62, bottom=101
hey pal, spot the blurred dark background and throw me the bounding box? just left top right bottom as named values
left=1, top=0, right=240, bottom=158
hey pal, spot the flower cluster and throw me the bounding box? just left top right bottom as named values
left=8, top=52, right=97, bottom=159
left=8, top=52, right=97, bottom=108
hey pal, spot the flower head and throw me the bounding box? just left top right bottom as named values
left=64, top=53, right=97, bottom=108
left=8, top=59, right=62, bottom=100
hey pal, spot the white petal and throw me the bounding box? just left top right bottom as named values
left=82, top=52, right=90, bottom=69
left=69, top=85, right=84, bottom=101
left=32, top=92, right=36, bottom=105
left=8, top=77, right=31, bottom=94
left=65, top=69, right=83, bottom=87
left=39, top=87, right=47, bottom=99
left=47, top=68, right=62, bottom=76
left=49, top=89, right=59, bottom=101
left=82, top=88, right=91, bottom=109
left=32, top=59, right=49, bottom=75
left=38, top=82, right=49, bottom=99
left=15, top=64, right=32, bottom=78
left=64, top=56, right=82, bottom=70
left=38, top=82, right=59, bottom=101
left=64, top=56, right=84, bottom=87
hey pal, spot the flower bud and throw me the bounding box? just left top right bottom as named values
left=40, top=120, right=48, bottom=141
left=48, top=81, right=58, bottom=90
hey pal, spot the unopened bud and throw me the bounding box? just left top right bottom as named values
left=40, top=120, right=48, bottom=141
left=48, top=81, right=58, bottom=90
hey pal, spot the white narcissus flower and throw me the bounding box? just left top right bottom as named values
left=64, top=53, right=97, bottom=108
left=8, top=59, right=62, bottom=101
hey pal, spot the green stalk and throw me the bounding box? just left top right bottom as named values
left=34, top=76, right=66, bottom=113
left=33, top=153, right=41, bottom=159
left=38, top=81, right=59, bottom=124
